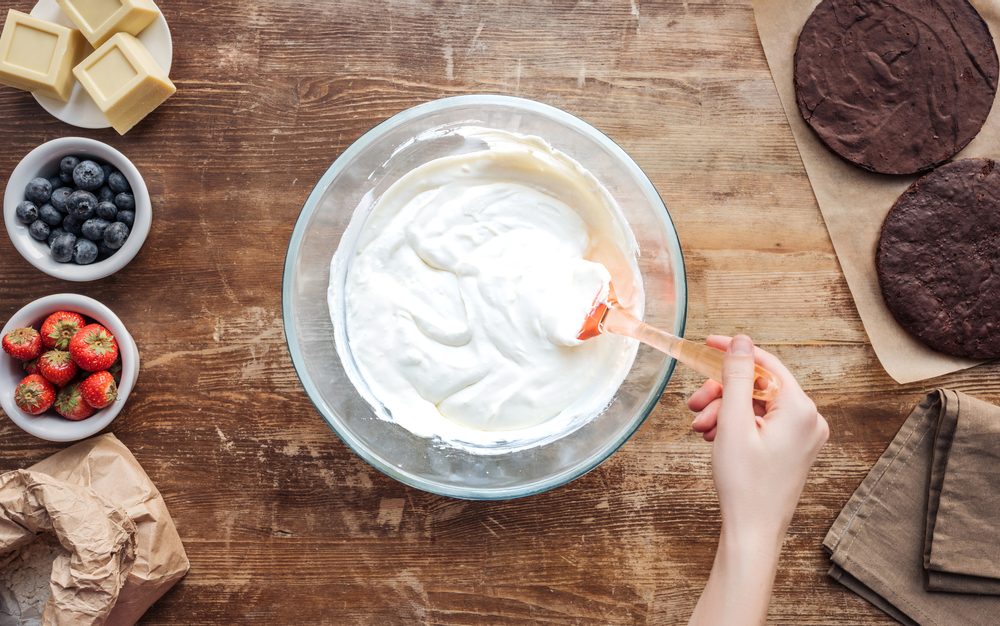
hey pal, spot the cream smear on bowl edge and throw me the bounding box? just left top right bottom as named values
left=329, top=127, right=644, bottom=454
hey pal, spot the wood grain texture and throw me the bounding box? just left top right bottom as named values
left=1, top=0, right=997, bottom=623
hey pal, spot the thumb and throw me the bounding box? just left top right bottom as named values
left=718, top=335, right=757, bottom=434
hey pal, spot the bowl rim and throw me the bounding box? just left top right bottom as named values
left=3, top=137, right=152, bottom=282
left=282, top=94, right=688, bottom=500
left=0, top=293, right=139, bottom=442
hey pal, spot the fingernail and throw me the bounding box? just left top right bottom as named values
left=691, top=412, right=703, bottom=427
left=731, top=335, right=753, bottom=355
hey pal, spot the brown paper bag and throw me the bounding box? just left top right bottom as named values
left=752, top=0, right=1000, bottom=383
left=0, top=470, right=136, bottom=626
left=1, top=434, right=189, bottom=626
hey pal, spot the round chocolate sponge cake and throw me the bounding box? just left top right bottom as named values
left=795, top=0, right=999, bottom=175
left=877, top=159, right=1000, bottom=358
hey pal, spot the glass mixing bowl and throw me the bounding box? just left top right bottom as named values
left=283, top=95, right=687, bottom=499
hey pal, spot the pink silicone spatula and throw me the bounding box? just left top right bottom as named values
left=578, top=285, right=780, bottom=402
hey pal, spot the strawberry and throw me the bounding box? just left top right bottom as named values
left=55, top=382, right=96, bottom=421
left=40, top=311, right=86, bottom=350
left=38, top=350, right=78, bottom=387
left=14, top=374, right=55, bottom=415
left=68, top=324, right=118, bottom=372
left=79, top=371, right=117, bottom=409
left=3, top=327, right=42, bottom=361
left=22, top=358, right=39, bottom=375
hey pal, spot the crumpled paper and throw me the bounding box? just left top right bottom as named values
left=0, top=471, right=135, bottom=626
left=0, top=434, right=189, bottom=626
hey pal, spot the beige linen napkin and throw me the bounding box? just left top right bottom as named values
left=825, top=390, right=1000, bottom=625
left=923, top=392, right=1000, bottom=594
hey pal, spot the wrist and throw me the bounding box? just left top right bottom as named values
left=691, top=523, right=784, bottom=626
left=720, top=521, right=785, bottom=564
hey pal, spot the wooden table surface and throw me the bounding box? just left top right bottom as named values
left=2, top=1, right=997, bottom=623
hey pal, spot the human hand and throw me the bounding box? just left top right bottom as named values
left=688, top=335, right=829, bottom=546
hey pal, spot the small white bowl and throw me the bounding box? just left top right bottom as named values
left=0, top=294, right=139, bottom=442
left=4, top=137, right=152, bottom=282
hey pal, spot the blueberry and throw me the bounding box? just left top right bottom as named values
left=81, top=218, right=110, bottom=241
left=25, top=177, right=52, bottom=204
left=39, top=203, right=62, bottom=226
left=114, top=192, right=135, bottom=212
left=15, top=201, right=38, bottom=224
left=95, top=201, right=117, bottom=220
left=100, top=163, right=113, bottom=178
left=47, top=228, right=66, bottom=247
left=67, top=190, right=97, bottom=220
left=72, top=160, right=105, bottom=191
left=59, top=170, right=74, bottom=185
left=97, top=241, right=116, bottom=259
left=28, top=220, right=50, bottom=241
left=107, top=171, right=131, bottom=194
left=59, top=156, right=80, bottom=175
left=50, top=187, right=72, bottom=213
left=97, top=186, right=115, bottom=203
left=62, top=214, right=83, bottom=236
left=50, top=233, right=76, bottom=263
left=47, top=176, right=62, bottom=191
left=116, top=210, right=134, bottom=228
left=103, top=222, right=129, bottom=249
left=73, top=238, right=99, bottom=265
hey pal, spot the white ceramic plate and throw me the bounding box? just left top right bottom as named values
left=29, top=0, right=173, bottom=130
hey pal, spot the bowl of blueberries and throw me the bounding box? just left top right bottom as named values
left=3, top=137, right=151, bottom=281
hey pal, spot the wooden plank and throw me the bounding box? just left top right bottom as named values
left=3, top=0, right=986, bottom=623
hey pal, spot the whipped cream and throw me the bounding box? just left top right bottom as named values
left=329, top=127, right=643, bottom=452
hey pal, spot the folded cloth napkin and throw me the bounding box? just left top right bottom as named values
left=824, top=389, right=1000, bottom=625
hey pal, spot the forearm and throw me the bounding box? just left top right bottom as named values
left=688, top=525, right=783, bottom=626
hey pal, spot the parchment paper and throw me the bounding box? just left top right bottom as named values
left=752, top=0, right=1000, bottom=383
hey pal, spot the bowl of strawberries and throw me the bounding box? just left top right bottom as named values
left=0, top=294, right=139, bottom=442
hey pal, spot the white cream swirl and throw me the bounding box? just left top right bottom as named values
left=330, top=128, right=643, bottom=451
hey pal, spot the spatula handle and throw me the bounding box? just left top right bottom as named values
left=675, top=338, right=780, bottom=403
left=599, top=305, right=781, bottom=403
